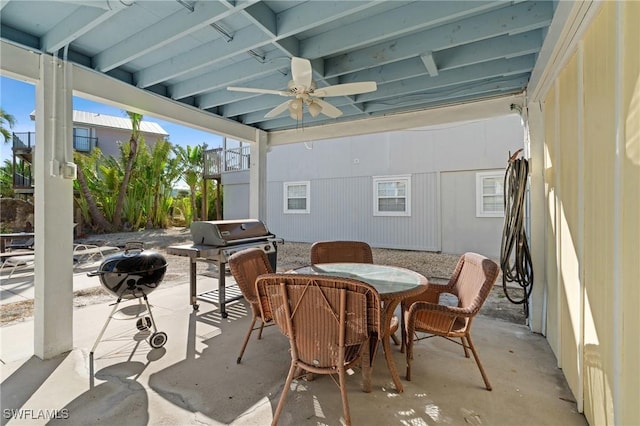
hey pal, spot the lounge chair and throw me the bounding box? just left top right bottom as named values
left=6, top=237, right=34, bottom=251
left=73, top=243, right=120, bottom=265
left=0, top=254, right=35, bottom=278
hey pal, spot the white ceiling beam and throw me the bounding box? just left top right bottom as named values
left=41, top=2, right=131, bottom=53
left=358, top=55, right=535, bottom=102
left=170, top=51, right=286, bottom=100
left=135, top=0, right=376, bottom=88
left=528, top=0, right=601, bottom=102
left=135, top=25, right=272, bottom=88
left=267, top=93, right=525, bottom=146
left=323, top=1, right=553, bottom=77
left=300, top=1, right=506, bottom=59
left=71, top=59, right=256, bottom=142
left=0, top=40, right=40, bottom=82
left=420, top=52, right=439, bottom=77
left=94, top=1, right=237, bottom=72
left=363, top=76, right=530, bottom=114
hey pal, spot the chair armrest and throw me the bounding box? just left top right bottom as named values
left=406, top=301, right=474, bottom=335
left=402, top=283, right=452, bottom=307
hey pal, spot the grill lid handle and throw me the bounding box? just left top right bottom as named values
left=124, top=241, right=145, bottom=254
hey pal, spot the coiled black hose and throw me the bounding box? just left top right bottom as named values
left=500, top=151, right=534, bottom=318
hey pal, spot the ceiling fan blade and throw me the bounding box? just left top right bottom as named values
left=313, top=98, right=343, bottom=118
left=227, top=86, right=290, bottom=96
left=291, top=57, right=312, bottom=89
left=264, top=100, right=292, bottom=118
left=313, top=81, right=377, bottom=97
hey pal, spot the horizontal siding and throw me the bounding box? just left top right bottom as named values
left=267, top=173, right=440, bottom=251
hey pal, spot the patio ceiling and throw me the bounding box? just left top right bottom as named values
left=0, top=0, right=558, bottom=137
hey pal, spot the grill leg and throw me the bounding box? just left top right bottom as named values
left=142, top=294, right=158, bottom=333
left=219, top=262, right=227, bottom=318
left=90, top=297, right=122, bottom=358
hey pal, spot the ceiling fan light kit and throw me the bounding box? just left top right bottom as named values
left=228, top=56, right=377, bottom=122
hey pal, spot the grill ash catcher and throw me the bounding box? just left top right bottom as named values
left=87, top=242, right=168, bottom=361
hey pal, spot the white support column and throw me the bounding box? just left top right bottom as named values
left=249, top=129, right=268, bottom=220
left=34, top=53, right=75, bottom=359
left=527, top=101, right=547, bottom=334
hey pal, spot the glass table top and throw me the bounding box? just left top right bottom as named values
left=293, top=263, right=427, bottom=296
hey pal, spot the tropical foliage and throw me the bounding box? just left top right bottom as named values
left=73, top=111, right=222, bottom=232
left=1, top=108, right=16, bottom=144
left=0, top=159, right=16, bottom=198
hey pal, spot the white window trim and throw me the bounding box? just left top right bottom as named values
left=373, top=175, right=411, bottom=217
left=283, top=181, right=310, bottom=214
left=476, top=171, right=505, bottom=218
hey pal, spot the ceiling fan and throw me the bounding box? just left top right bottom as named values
left=227, top=56, right=377, bottom=120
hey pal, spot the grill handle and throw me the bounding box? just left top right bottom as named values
left=124, top=241, right=145, bottom=253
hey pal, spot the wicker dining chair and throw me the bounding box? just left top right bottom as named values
left=310, top=240, right=400, bottom=345
left=228, top=247, right=274, bottom=364
left=256, top=273, right=381, bottom=426
left=403, top=252, right=499, bottom=390
left=310, top=240, right=374, bottom=264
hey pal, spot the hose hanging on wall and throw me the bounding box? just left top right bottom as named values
left=500, top=149, right=534, bottom=319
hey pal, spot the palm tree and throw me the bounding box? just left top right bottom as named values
left=1, top=108, right=16, bottom=144
left=174, top=144, right=203, bottom=223
left=74, top=150, right=113, bottom=232
left=0, top=159, right=15, bottom=197
left=112, top=111, right=142, bottom=230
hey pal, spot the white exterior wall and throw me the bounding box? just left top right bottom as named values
left=224, top=114, right=523, bottom=256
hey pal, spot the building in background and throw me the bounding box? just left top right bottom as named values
left=10, top=110, right=168, bottom=194
left=221, top=114, right=523, bottom=257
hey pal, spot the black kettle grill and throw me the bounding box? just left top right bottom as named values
left=88, top=242, right=168, bottom=357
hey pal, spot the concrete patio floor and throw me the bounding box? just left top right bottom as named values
left=1, top=276, right=587, bottom=426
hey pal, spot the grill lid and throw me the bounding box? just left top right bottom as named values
left=190, top=219, right=272, bottom=246
left=88, top=242, right=167, bottom=299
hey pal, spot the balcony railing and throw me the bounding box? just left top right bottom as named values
left=12, top=132, right=35, bottom=150
left=11, top=132, right=97, bottom=153
left=204, top=145, right=250, bottom=178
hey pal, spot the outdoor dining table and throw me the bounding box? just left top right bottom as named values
left=291, top=262, right=429, bottom=393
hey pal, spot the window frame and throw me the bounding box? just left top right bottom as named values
left=372, top=175, right=411, bottom=217
left=283, top=181, right=310, bottom=214
left=476, top=171, right=505, bottom=218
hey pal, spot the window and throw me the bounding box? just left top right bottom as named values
left=284, top=181, right=310, bottom=214
left=73, top=127, right=91, bottom=152
left=476, top=171, right=504, bottom=217
left=373, top=175, right=411, bottom=216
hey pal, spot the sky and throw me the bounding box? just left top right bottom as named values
left=0, top=75, right=226, bottom=169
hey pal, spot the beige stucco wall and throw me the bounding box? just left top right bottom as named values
left=540, top=2, right=639, bottom=424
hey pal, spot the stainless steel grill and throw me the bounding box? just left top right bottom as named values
left=167, top=219, right=282, bottom=317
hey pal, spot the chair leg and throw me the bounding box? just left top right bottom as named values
left=257, top=320, right=266, bottom=339
left=400, top=306, right=406, bottom=354
left=390, top=333, right=400, bottom=346
left=405, top=335, right=414, bottom=381
left=461, top=336, right=470, bottom=358
left=272, top=362, right=298, bottom=426
left=237, top=316, right=257, bottom=364
left=338, top=365, right=352, bottom=426
left=465, top=333, right=492, bottom=391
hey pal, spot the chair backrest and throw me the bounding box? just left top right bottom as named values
left=256, top=274, right=381, bottom=368
left=449, top=252, right=500, bottom=314
left=310, top=240, right=373, bottom=265
left=228, top=248, right=274, bottom=316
